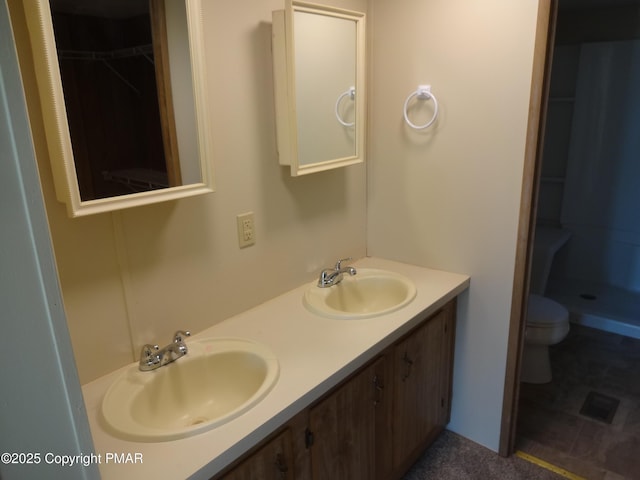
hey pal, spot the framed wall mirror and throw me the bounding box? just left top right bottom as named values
left=272, top=0, right=365, bottom=176
left=23, top=0, right=214, bottom=217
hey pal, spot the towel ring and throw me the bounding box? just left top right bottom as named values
left=335, top=86, right=356, bottom=127
left=403, top=85, right=439, bottom=130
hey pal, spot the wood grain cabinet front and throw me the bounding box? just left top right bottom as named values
left=305, top=356, right=392, bottom=480
left=213, top=299, right=457, bottom=480
left=390, top=301, right=455, bottom=477
left=217, top=429, right=294, bottom=480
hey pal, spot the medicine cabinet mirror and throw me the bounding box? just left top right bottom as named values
left=272, top=0, right=365, bottom=176
left=23, top=0, right=214, bottom=217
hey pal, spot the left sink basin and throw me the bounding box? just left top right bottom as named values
left=101, top=338, right=279, bottom=442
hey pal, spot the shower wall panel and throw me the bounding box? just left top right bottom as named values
left=560, top=40, right=640, bottom=293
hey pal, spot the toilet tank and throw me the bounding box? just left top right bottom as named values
left=530, top=226, right=571, bottom=295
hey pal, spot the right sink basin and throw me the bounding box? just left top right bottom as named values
left=303, top=268, right=417, bottom=319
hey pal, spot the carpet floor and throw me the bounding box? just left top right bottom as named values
left=402, top=430, right=568, bottom=480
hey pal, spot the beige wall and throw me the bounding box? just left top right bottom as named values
left=367, top=0, right=540, bottom=451
left=11, top=0, right=368, bottom=384
left=11, top=0, right=543, bottom=454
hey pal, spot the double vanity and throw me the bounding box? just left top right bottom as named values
left=83, top=257, right=469, bottom=479
left=16, top=1, right=468, bottom=476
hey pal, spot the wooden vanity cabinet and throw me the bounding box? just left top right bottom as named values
left=305, top=356, right=393, bottom=480
left=390, top=301, right=455, bottom=477
left=214, top=299, right=456, bottom=480
left=216, top=429, right=294, bottom=480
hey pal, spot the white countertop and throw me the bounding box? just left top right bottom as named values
left=82, top=257, right=470, bottom=479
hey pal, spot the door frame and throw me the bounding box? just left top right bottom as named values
left=499, top=0, right=558, bottom=457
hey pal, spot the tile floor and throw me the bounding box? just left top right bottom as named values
left=517, top=324, right=640, bottom=480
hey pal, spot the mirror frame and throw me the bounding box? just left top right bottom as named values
left=272, top=0, right=366, bottom=176
left=23, top=0, right=215, bottom=217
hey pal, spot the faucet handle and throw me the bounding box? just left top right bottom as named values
left=139, top=344, right=160, bottom=370
left=173, top=330, right=191, bottom=343
left=141, top=344, right=159, bottom=355
left=334, top=257, right=352, bottom=270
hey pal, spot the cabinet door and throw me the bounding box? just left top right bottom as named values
left=392, top=308, right=447, bottom=471
left=439, top=301, right=456, bottom=425
left=220, top=429, right=293, bottom=480
left=308, top=357, right=388, bottom=480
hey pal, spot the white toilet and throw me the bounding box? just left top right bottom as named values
left=521, top=226, right=572, bottom=384
left=521, top=294, right=570, bottom=383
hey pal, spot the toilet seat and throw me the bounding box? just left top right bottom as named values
left=525, top=294, right=569, bottom=345
left=522, top=294, right=570, bottom=383
left=527, top=294, right=568, bottom=326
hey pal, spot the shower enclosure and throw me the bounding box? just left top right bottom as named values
left=536, top=40, right=640, bottom=340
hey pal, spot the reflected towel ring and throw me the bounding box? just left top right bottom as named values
left=335, top=86, right=356, bottom=127
left=403, top=85, right=438, bottom=130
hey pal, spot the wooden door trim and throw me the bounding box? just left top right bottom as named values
left=150, top=0, right=182, bottom=187
left=499, top=0, right=557, bottom=457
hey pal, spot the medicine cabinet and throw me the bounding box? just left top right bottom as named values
left=272, top=0, right=366, bottom=176
left=22, top=0, right=214, bottom=217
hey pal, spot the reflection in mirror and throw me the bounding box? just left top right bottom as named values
left=23, top=0, right=214, bottom=217
left=272, top=1, right=365, bottom=176
left=294, top=9, right=356, bottom=166
left=51, top=0, right=177, bottom=200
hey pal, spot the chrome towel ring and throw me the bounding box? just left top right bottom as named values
left=403, top=84, right=438, bottom=130
left=335, top=86, right=356, bottom=127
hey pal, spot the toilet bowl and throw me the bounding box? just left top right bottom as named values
left=521, top=294, right=570, bottom=384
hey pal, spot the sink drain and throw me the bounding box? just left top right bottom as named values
left=188, top=417, right=209, bottom=426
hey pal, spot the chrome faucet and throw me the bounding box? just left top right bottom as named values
left=317, top=257, right=357, bottom=288
left=139, top=330, right=191, bottom=371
